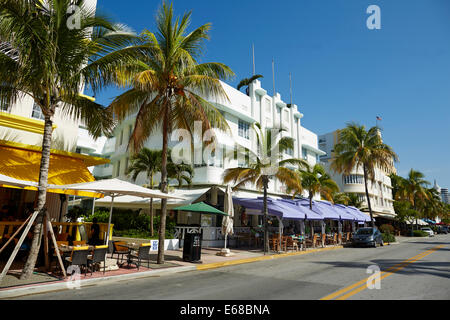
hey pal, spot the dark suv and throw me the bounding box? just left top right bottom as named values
left=352, top=227, right=384, bottom=248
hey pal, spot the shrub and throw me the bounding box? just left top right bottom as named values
left=413, top=230, right=428, bottom=237
left=380, top=224, right=394, bottom=235
left=82, top=208, right=176, bottom=239
left=382, top=233, right=396, bottom=243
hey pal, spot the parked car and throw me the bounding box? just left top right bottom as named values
left=352, top=227, right=384, bottom=247
left=421, top=227, right=434, bottom=237
left=436, top=226, right=448, bottom=234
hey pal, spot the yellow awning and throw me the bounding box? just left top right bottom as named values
left=0, top=141, right=107, bottom=198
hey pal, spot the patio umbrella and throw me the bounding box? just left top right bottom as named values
left=0, top=173, right=37, bottom=188
left=173, top=202, right=228, bottom=216
left=221, top=186, right=235, bottom=253
left=55, top=178, right=184, bottom=245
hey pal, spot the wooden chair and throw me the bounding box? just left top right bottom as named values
left=345, top=232, right=351, bottom=243
left=321, top=234, right=326, bottom=248
left=286, top=236, right=299, bottom=252
left=269, top=235, right=279, bottom=251
left=326, top=233, right=337, bottom=246
left=338, top=234, right=343, bottom=245
left=305, top=234, right=318, bottom=248
left=279, top=236, right=288, bottom=252
left=57, top=233, right=69, bottom=241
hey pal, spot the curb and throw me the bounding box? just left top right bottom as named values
left=0, top=265, right=197, bottom=299
left=196, top=246, right=345, bottom=271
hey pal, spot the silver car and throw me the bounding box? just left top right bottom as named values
left=421, top=227, right=434, bottom=237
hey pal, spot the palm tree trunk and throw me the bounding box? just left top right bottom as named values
left=20, top=116, right=53, bottom=279
left=149, top=198, right=154, bottom=237
left=157, top=108, right=170, bottom=265
left=309, top=190, right=313, bottom=210
left=150, top=174, right=154, bottom=237
left=263, top=176, right=269, bottom=255
left=363, top=165, right=375, bottom=228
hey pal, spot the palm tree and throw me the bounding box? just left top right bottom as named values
left=237, top=74, right=263, bottom=95
left=290, top=163, right=339, bottom=210
left=127, top=148, right=162, bottom=237
left=109, top=2, right=234, bottom=264
left=398, top=169, right=429, bottom=228
left=331, top=123, right=398, bottom=227
left=331, top=192, right=351, bottom=205
left=346, top=193, right=365, bottom=209
left=0, top=0, right=138, bottom=279
left=167, top=160, right=194, bottom=187
left=223, top=122, right=307, bottom=254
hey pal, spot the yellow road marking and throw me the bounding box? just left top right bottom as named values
left=321, top=245, right=445, bottom=300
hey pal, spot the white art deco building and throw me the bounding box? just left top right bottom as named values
left=318, top=130, right=397, bottom=220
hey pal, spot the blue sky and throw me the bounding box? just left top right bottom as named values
left=92, top=0, right=450, bottom=189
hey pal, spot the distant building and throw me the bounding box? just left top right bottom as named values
left=441, top=188, right=449, bottom=204
left=318, top=129, right=396, bottom=221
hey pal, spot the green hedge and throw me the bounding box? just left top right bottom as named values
left=82, top=208, right=176, bottom=239
left=382, top=233, right=396, bottom=243
left=413, top=230, right=429, bottom=237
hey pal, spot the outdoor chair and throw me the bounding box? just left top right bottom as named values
left=281, top=236, right=289, bottom=252
left=88, top=245, right=108, bottom=275
left=112, top=241, right=131, bottom=264
left=285, top=236, right=299, bottom=252
left=65, top=246, right=90, bottom=277
left=269, top=235, right=279, bottom=251
left=338, top=234, right=343, bottom=245
left=305, top=234, right=318, bottom=248
left=127, top=243, right=152, bottom=270
left=345, top=232, right=351, bottom=243
left=327, top=234, right=337, bottom=246
left=321, top=234, right=326, bottom=247
left=57, top=233, right=69, bottom=241
left=73, top=240, right=87, bottom=246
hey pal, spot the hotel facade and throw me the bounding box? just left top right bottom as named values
left=318, top=130, right=397, bottom=220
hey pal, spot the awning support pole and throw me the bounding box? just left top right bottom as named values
left=45, top=210, right=66, bottom=278
left=105, top=194, right=115, bottom=246
left=0, top=214, right=32, bottom=255
left=0, top=210, right=41, bottom=284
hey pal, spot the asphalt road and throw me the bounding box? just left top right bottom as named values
left=14, top=235, right=450, bottom=300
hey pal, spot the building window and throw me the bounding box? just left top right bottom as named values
left=302, top=148, right=308, bottom=160
left=343, top=174, right=364, bottom=185
left=116, top=160, right=121, bottom=177
left=264, top=99, right=271, bottom=114
left=285, top=148, right=293, bottom=156
left=31, top=103, right=45, bottom=120
left=238, top=120, right=250, bottom=140
left=283, top=110, right=289, bottom=123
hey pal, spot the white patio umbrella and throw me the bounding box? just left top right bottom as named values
left=54, top=178, right=184, bottom=245
left=0, top=174, right=37, bottom=188
left=221, top=185, right=235, bottom=255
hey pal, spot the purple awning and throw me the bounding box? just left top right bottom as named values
left=295, top=198, right=341, bottom=220
left=277, top=199, right=323, bottom=220
left=319, top=201, right=356, bottom=221
left=344, top=205, right=372, bottom=222
left=233, top=197, right=323, bottom=220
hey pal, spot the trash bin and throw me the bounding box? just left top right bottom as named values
left=183, top=232, right=202, bottom=262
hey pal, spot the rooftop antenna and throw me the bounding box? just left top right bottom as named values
left=252, top=43, right=256, bottom=76
left=272, top=58, right=276, bottom=96
left=289, top=72, right=293, bottom=106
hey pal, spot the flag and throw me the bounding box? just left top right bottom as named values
left=376, top=116, right=382, bottom=121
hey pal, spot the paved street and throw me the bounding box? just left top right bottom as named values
left=13, top=235, right=450, bottom=300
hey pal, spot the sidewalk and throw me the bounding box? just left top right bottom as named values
left=0, top=244, right=344, bottom=299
